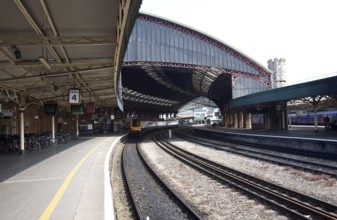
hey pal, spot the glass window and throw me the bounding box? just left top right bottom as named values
left=169, top=31, right=175, bottom=46
left=161, top=44, right=165, bottom=61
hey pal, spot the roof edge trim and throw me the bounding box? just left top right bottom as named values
left=138, top=12, right=272, bottom=77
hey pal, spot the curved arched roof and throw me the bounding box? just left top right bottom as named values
left=121, top=13, right=272, bottom=113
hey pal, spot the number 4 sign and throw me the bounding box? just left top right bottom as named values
left=68, top=89, right=81, bottom=104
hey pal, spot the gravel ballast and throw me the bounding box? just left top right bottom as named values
left=112, top=136, right=336, bottom=219
left=139, top=138, right=289, bottom=219
left=166, top=138, right=337, bottom=205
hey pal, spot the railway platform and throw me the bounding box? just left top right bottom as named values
left=0, top=133, right=125, bottom=220
left=196, top=125, right=337, bottom=156
left=215, top=125, right=337, bottom=141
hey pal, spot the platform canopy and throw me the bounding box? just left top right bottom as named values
left=231, top=75, right=337, bottom=108
left=0, top=0, right=141, bottom=110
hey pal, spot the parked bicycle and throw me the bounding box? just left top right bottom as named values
left=0, top=135, right=19, bottom=154
left=0, top=131, right=77, bottom=154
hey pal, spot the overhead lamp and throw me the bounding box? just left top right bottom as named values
left=12, top=46, right=22, bottom=61
left=39, top=57, right=52, bottom=70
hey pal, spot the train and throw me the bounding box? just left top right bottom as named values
left=288, top=110, right=337, bottom=128
left=126, top=118, right=179, bottom=137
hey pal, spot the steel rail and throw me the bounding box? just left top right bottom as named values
left=179, top=130, right=337, bottom=177
left=154, top=134, right=337, bottom=220
left=122, top=142, right=202, bottom=219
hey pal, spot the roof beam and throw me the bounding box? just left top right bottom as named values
left=0, top=36, right=117, bottom=48
left=0, top=66, right=113, bottom=82
left=0, top=59, right=114, bottom=68
left=14, top=0, right=60, bottom=63
left=0, top=48, right=16, bottom=65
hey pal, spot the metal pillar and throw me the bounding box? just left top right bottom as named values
left=168, top=129, right=172, bottom=138
left=225, top=113, right=230, bottom=128
left=234, top=113, right=238, bottom=128
left=228, top=113, right=232, bottom=127
left=243, top=112, right=247, bottom=128
left=247, top=113, right=252, bottom=129
left=266, top=113, right=271, bottom=130
left=281, top=110, right=285, bottom=130
left=232, top=113, right=235, bottom=128
left=239, top=112, right=243, bottom=128
left=19, top=110, right=25, bottom=155
left=76, top=115, right=79, bottom=137
left=52, top=115, right=56, bottom=143
left=314, top=108, right=318, bottom=133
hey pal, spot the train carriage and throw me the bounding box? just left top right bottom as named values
left=127, top=118, right=179, bottom=137
left=129, top=118, right=142, bottom=137
left=288, top=111, right=337, bottom=128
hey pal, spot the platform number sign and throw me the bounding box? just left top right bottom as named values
left=68, top=89, right=80, bottom=104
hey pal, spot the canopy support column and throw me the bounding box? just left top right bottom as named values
left=52, top=115, right=56, bottom=143
left=19, top=110, right=25, bottom=155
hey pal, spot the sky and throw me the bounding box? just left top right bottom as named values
left=140, top=0, right=337, bottom=84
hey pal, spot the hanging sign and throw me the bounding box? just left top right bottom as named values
left=86, top=102, right=95, bottom=113
left=2, top=109, right=13, bottom=117
left=68, top=89, right=80, bottom=104
left=71, top=103, right=84, bottom=114
left=44, top=102, right=58, bottom=115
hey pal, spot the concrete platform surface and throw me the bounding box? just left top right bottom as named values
left=0, top=134, right=123, bottom=220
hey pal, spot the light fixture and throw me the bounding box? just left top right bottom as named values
left=12, top=46, right=21, bottom=61
left=39, top=57, right=52, bottom=70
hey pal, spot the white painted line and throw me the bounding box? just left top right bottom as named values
left=104, top=135, right=127, bottom=220
left=3, top=177, right=61, bottom=184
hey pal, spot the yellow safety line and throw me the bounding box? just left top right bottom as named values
left=39, top=139, right=107, bottom=220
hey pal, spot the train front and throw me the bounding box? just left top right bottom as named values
left=130, top=119, right=142, bottom=137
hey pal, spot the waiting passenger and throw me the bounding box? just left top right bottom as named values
left=324, top=115, right=330, bottom=130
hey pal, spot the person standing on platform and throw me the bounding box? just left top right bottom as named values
left=323, top=115, right=330, bottom=130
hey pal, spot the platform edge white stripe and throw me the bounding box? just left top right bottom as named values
left=104, top=135, right=127, bottom=220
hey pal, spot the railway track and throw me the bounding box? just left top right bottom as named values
left=122, top=140, right=202, bottom=219
left=177, top=129, right=337, bottom=178
left=153, top=133, right=337, bottom=220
